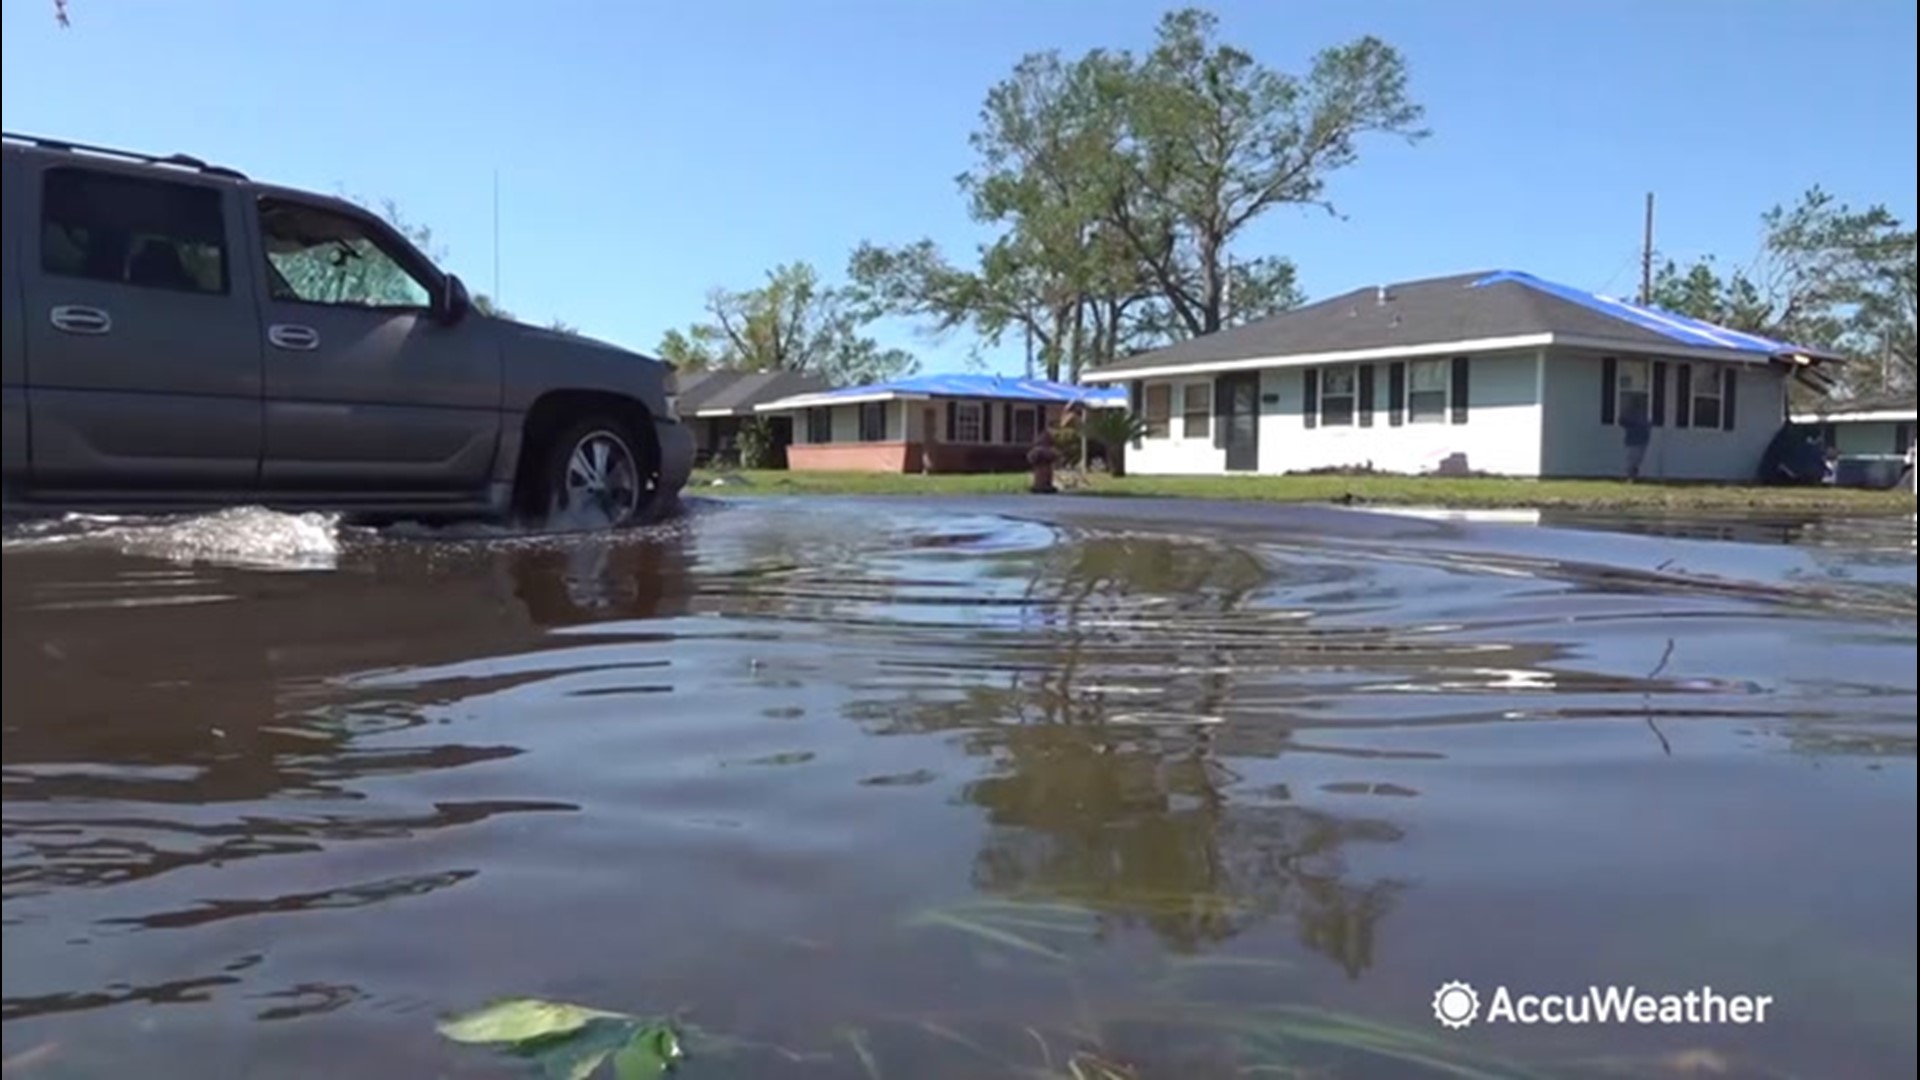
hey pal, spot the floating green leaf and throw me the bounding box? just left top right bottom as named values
left=610, top=1024, right=685, bottom=1080
left=437, top=998, right=631, bottom=1045
left=518, top=1017, right=644, bottom=1080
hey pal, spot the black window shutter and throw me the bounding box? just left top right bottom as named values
left=1450, top=356, right=1470, bottom=424
left=1002, top=402, right=1013, bottom=442
left=1895, top=422, right=1911, bottom=456
left=982, top=401, right=993, bottom=443
left=945, top=400, right=958, bottom=442
left=1651, top=361, right=1669, bottom=426
left=1721, top=367, right=1737, bottom=431
left=1212, top=377, right=1228, bottom=450
left=1128, top=381, right=1143, bottom=449
left=1600, top=356, right=1618, bottom=425
left=1358, top=365, right=1376, bottom=427
left=1302, top=367, right=1319, bottom=429
left=1674, top=364, right=1692, bottom=428
left=1388, top=361, right=1406, bottom=427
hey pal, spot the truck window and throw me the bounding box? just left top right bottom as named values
left=258, top=198, right=432, bottom=311
left=40, top=165, right=229, bottom=295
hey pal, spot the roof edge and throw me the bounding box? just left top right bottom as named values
left=1083, top=331, right=1836, bottom=382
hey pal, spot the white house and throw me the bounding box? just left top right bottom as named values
left=1789, top=393, right=1915, bottom=458
left=1080, top=270, right=1846, bottom=482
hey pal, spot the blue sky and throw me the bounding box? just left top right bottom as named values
left=5, top=1, right=1914, bottom=376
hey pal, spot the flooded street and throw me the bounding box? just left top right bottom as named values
left=3, top=496, right=1914, bottom=1079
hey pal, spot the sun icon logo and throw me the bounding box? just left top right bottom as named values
left=1432, top=980, right=1481, bottom=1029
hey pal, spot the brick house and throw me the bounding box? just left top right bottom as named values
left=754, top=373, right=1127, bottom=473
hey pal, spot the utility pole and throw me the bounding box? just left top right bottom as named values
left=1639, top=192, right=1655, bottom=305
left=1024, top=322, right=1034, bottom=380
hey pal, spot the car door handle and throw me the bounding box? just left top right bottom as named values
left=49, top=305, right=112, bottom=335
left=268, top=324, right=320, bottom=351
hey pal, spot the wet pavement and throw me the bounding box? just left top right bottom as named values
left=2, top=496, right=1914, bottom=1079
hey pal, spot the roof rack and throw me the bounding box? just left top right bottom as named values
left=0, top=131, right=248, bottom=181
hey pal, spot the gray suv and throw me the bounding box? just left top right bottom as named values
left=1, top=132, right=691, bottom=527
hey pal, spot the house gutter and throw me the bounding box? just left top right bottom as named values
left=1082, top=332, right=1844, bottom=383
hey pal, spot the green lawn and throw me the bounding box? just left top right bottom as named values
left=690, top=468, right=1916, bottom=513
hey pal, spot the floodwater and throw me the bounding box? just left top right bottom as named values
left=2, top=496, right=1914, bottom=1080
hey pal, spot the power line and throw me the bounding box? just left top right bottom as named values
left=1640, top=192, right=1655, bottom=304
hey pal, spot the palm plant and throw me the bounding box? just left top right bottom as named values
left=1081, top=407, right=1150, bottom=478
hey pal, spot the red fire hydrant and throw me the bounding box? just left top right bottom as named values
left=1027, top=428, right=1059, bottom=494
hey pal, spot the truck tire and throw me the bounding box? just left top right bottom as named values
left=536, top=413, right=658, bottom=528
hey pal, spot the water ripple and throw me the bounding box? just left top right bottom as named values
left=2, top=497, right=1913, bottom=1079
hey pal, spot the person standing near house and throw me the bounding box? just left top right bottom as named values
left=1621, top=398, right=1652, bottom=481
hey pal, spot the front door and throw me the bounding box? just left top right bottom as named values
left=1218, top=372, right=1260, bottom=472
left=253, top=195, right=502, bottom=495
left=766, top=414, right=794, bottom=469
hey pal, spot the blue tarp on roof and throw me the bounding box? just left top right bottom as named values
left=782, top=373, right=1127, bottom=405
left=1471, top=270, right=1828, bottom=358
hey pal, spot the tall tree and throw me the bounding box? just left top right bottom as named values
left=849, top=7, right=1425, bottom=378
left=1109, top=9, right=1424, bottom=338
left=1650, top=187, right=1915, bottom=397
left=657, top=261, right=916, bottom=386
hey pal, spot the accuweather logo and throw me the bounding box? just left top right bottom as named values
left=1431, top=980, right=1774, bottom=1029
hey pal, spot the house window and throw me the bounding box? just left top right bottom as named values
left=807, top=407, right=833, bottom=444
left=1011, top=406, right=1038, bottom=444
left=41, top=165, right=230, bottom=295
left=952, top=401, right=984, bottom=443
left=1320, top=365, right=1356, bottom=426
left=1182, top=382, right=1212, bottom=439
left=859, top=401, right=887, bottom=442
left=1688, top=364, right=1723, bottom=429
left=1143, top=384, right=1172, bottom=438
left=1615, top=358, right=1651, bottom=425
left=1408, top=359, right=1449, bottom=423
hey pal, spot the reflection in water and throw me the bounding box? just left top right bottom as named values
left=963, top=724, right=1405, bottom=975
left=1538, top=509, right=1918, bottom=556
left=2, top=499, right=1915, bottom=1079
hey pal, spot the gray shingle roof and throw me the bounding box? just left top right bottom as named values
left=675, top=370, right=832, bottom=415
left=671, top=371, right=728, bottom=413
left=1085, top=269, right=1839, bottom=377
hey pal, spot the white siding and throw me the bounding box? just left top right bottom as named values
left=1831, top=419, right=1912, bottom=457
left=784, top=401, right=908, bottom=443
left=1127, top=379, right=1226, bottom=474
left=1539, top=349, right=1788, bottom=481
left=1259, top=351, right=1543, bottom=476
left=1124, top=352, right=1543, bottom=477
left=782, top=398, right=1052, bottom=445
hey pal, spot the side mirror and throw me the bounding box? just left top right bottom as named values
left=436, top=273, right=472, bottom=325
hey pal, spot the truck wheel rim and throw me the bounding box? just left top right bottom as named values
left=564, top=430, right=641, bottom=520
